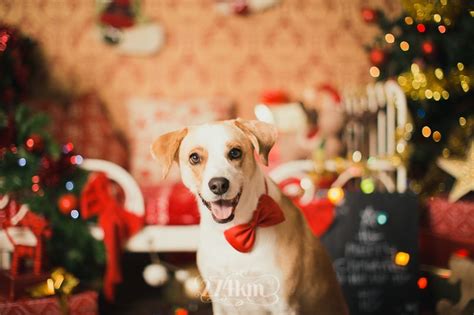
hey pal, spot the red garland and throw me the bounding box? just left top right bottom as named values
left=81, top=172, right=143, bottom=301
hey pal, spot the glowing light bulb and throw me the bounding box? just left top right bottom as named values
left=71, top=209, right=80, bottom=219
left=369, top=66, right=380, bottom=78
left=384, top=33, right=395, bottom=43
left=422, top=126, right=431, bottom=138
left=327, top=187, right=344, bottom=205
left=377, top=212, right=388, bottom=225
left=400, top=41, right=410, bottom=51
left=361, top=178, right=375, bottom=194
left=418, top=277, right=428, bottom=289
left=395, top=252, right=410, bottom=266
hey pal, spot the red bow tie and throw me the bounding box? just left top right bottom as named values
left=224, top=194, right=285, bottom=253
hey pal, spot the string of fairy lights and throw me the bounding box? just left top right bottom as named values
left=369, top=4, right=471, bottom=102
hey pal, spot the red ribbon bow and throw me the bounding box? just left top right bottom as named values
left=81, top=172, right=143, bottom=301
left=224, top=194, right=285, bottom=253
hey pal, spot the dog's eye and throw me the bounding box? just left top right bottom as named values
left=189, top=153, right=201, bottom=165
left=228, top=148, right=242, bottom=160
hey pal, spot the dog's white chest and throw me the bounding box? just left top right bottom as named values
left=197, top=225, right=281, bottom=277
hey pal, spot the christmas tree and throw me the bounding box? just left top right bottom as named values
left=0, top=24, right=105, bottom=282
left=363, top=0, right=473, bottom=197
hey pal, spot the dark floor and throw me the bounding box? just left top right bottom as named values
left=99, top=253, right=473, bottom=315
left=99, top=253, right=212, bottom=315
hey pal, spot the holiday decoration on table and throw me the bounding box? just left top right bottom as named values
left=254, top=89, right=312, bottom=163
left=362, top=0, right=473, bottom=197
left=302, top=84, right=345, bottom=159
left=215, top=0, right=280, bottom=15
left=437, top=141, right=474, bottom=202
left=97, top=0, right=165, bottom=56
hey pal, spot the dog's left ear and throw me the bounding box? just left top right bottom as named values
left=150, top=128, right=188, bottom=179
left=234, top=119, right=278, bottom=166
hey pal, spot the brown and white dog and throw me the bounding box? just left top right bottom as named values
left=151, top=119, right=348, bottom=315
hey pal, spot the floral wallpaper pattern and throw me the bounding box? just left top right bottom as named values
left=0, top=0, right=400, bottom=134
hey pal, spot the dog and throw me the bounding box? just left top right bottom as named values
left=152, top=119, right=348, bottom=315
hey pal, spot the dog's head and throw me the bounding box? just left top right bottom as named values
left=151, top=119, right=277, bottom=224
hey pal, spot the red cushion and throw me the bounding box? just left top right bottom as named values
left=142, top=182, right=200, bottom=225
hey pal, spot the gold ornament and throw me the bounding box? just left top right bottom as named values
left=28, top=268, right=79, bottom=298
left=437, top=141, right=474, bottom=202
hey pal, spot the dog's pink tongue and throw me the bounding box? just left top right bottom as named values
left=210, top=200, right=233, bottom=220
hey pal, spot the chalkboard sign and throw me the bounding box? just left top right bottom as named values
left=321, top=192, right=419, bottom=315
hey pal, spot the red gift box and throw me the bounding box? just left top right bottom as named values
left=420, top=197, right=474, bottom=267
left=142, top=182, right=200, bottom=225
left=423, top=197, right=474, bottom=242
left=0, top=291, right=98, bottom=315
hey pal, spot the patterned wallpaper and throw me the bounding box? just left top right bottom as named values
left=0, top=0, right=400, bottom=134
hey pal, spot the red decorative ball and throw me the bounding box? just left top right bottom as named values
left=416, top=23, right=426, bottom=33
left=422, top=41, right=434, bottom=55
left=361, top=8, right=377, bottom=23
left=25, top=134, right=44, bottom=153
left=369, top=48, right=386, bottom=65
left=58, top=193, right=78, bottom=214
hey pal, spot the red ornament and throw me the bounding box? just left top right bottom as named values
left=416, top=24, right=426, bottom=33
left=58, top=193, right=78, bottom=214
left=24, top=134, right=44, bottom=153
left=422, top=41, right=434, bottom=55
left=261, top=90, right=290, bottom=105
left=361, top=8, right=377, bottom=23
left=369, top=48, right=386, bottom=65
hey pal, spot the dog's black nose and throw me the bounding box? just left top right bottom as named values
left=208, top=177, right=230, bottom=195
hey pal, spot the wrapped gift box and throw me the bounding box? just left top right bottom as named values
left=142, top=182, right=200, bottom=226
left=420, top=197, right=474, bottom=267
left=0, top=291, right=98, bottom=315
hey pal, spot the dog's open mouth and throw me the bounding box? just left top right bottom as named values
left=200, top=191, right=242, bottom=224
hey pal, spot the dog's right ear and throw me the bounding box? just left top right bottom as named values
left=151, top=128, right=188, bottom=179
